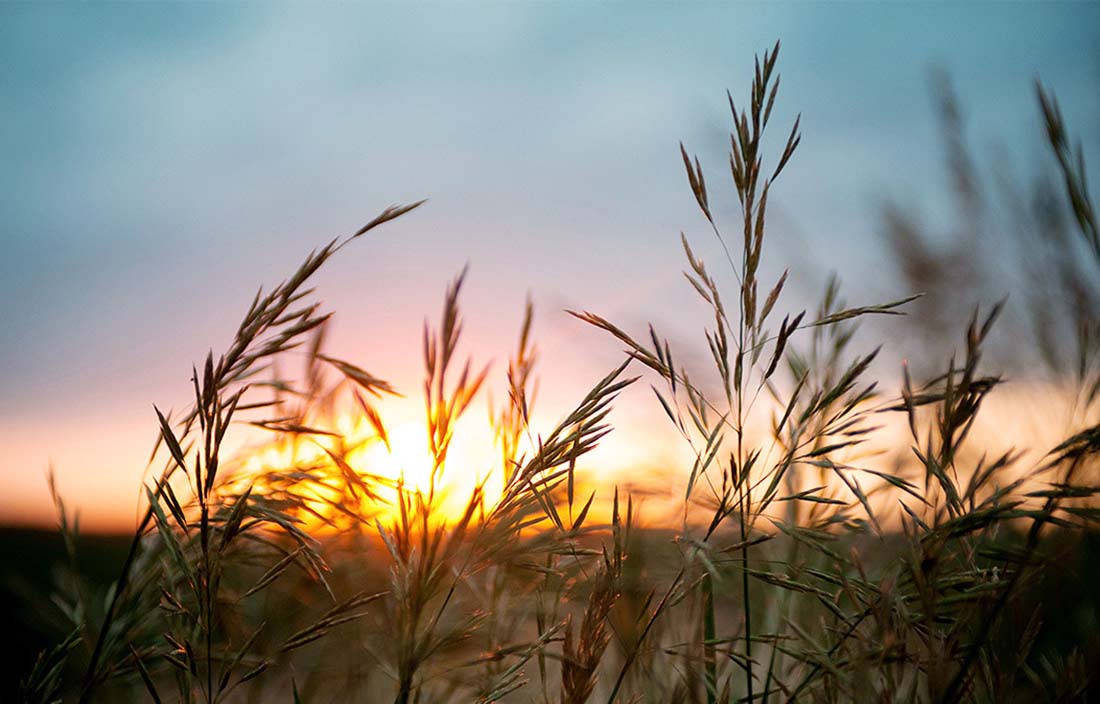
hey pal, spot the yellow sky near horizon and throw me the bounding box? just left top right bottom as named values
left=5, top=353, right=1083, bottom=537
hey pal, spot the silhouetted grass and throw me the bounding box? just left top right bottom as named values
left=13, top=41, right=1100, bottom=703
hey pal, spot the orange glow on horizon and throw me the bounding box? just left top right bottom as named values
left=10, top=380, right=1092, bottom=535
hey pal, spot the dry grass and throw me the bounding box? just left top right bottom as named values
left=16, top=41, right=1100, bottom=703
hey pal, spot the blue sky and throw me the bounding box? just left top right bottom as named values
left=1, top=2, right=1098, bottom=528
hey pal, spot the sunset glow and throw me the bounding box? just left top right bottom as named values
left=229, top=408, right=515, bottom=530
left=211, top=378, right=1079, bottom=539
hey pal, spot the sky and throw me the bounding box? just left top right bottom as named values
left=1, top=2, right=1098, bottom=531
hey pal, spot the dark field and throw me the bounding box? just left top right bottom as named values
left=6, top=524, right=1100, bottom=701
left=1, top=528, right=130, bottom=700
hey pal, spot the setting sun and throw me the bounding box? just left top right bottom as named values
left=232, top=409, right=511, bottom=530
left=348, top=417, right=505, bottom=523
